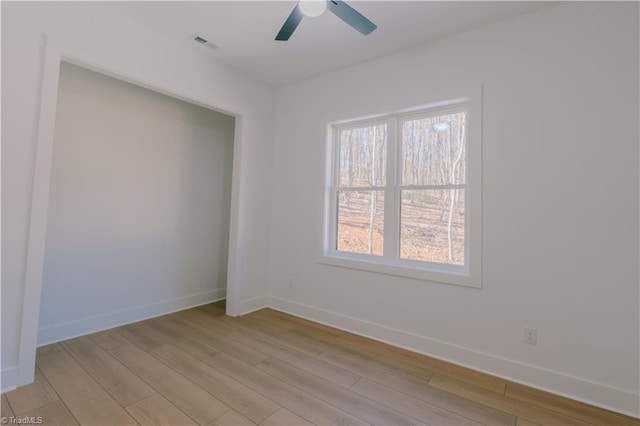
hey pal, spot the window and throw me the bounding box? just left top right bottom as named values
left=322, top=94, right=481, bottom=287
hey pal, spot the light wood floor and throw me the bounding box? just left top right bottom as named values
left=2, top=301, right=637, bottom=426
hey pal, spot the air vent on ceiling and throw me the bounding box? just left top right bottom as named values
left=191, top=34, right=218, bottom=51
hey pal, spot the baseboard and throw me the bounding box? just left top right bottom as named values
left=235, top=296, right=269, bottom=315
left=267, top=295, right=640, bottom=418
left=2, top=367, right=18, bottom=393
left=37, top=288, right=226, bottom=346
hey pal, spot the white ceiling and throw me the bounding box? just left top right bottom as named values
left=101, top=1, right=549, bottom=87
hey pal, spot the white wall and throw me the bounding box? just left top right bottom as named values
left=2, top=2, right=274, bottom=388
left=269, top=2, right=639, bottom=415
left=37, top=63, right=235, bottom=344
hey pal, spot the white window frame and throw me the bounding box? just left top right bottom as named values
left=321, top=89, right=482, bottom=288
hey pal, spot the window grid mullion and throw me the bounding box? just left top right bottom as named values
left=384, top=117, right=399, bottom=260
left=399, top=184, right=466, bottom=191
left=331, top=126, right=346, bottom=254
left=337, top=186, right=387, bottom=192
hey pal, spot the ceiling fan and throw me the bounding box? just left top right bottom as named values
left=276, top=0, right=377, bottom=41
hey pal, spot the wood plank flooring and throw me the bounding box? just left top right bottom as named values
left=2, top=301, right=638, bottom=426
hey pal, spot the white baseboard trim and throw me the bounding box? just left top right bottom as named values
left=267, top=296, right=640, bottom=418
left=37, top=288, right=226, bottom=346
left=235, top=296, right=269, bottom=315
left=2, top=367, right=18, bottom=393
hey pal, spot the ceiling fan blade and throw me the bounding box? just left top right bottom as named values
left=327, top=0, right=377, bottom=36
left=276, top=4, right=304, bottom=41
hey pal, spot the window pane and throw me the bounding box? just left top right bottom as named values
left=339, top=125, right=387, bottom=187
left=337, top=190, right=384, bottom=256
left=401, top=112, right=466, bottom=186
left=400, top=189, right=464, bottom=265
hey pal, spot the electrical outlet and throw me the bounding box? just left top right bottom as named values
left=524, top=327, right=537, bottom=345
left=287, top=277, right=293, bottom=289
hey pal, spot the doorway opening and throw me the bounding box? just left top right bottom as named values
left=18, top=38, right=244, bottom=387
left=37, top=62, right=235, bottom=345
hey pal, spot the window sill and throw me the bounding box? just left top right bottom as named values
left=318, top=254, right=481, bottom=288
